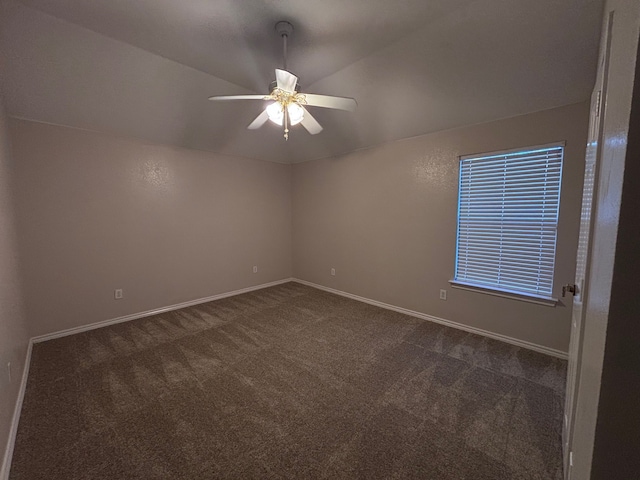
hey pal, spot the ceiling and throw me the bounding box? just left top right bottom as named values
left=0, top=0, right=604, bottom=163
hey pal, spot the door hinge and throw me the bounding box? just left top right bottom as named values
left=595, top=90, right=602, bottom=117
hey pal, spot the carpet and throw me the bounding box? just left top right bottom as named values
left=9, top=282, right=566, bottom=479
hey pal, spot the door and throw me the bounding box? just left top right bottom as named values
left=562, top=12, right=613, bottom=479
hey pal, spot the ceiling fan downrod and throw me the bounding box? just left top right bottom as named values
left=275, top=21, right=294, bottom=140
left=275, top=21, right=293, bottom=71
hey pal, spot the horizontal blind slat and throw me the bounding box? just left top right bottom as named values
left=460, top=169, right=561, bottom=183
left=462, top=151, right=563, bottom=167
left=455, top=145, right=563, bottom=298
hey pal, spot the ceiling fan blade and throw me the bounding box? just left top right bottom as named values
left=208, top=95, right=269, bottom=101
left=247, top=109, right=270, bottom=130
left=275, top=69, right=298, bottom=93
left=302, top=93, right=357, bottom=112
left=300, top=107, right=323, bottom=135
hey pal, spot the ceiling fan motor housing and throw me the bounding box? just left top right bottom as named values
left=269, top=80, right=301, bottom=94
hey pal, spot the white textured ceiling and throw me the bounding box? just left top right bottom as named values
left=1, top=0, right=603, bottom=163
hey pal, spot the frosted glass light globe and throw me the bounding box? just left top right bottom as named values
left=287, top=103, right=304, bottom=126
left=266, top=102, right=304, bottom=126
left=266, top=102, right=284, bottom=125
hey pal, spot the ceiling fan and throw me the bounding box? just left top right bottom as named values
left=208, top=21, right=357, bottom=140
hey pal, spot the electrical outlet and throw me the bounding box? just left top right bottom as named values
left=331, top=268, right=336, bottom=276
left=253, top=266, right=258, bottom=274
left=439, top=289, right=447, bottom=300
left=114, top=289, right=123, bottom=300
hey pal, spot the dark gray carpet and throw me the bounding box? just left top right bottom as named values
left=10, top=282, right=566, bottom=479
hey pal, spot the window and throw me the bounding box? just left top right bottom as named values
left=452, top=144, right=564, bottom=304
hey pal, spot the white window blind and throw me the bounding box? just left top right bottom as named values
left=454, top=144, right=564, bottom=299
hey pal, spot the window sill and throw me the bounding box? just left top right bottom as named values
left=449, top=281, right=558, bottom=307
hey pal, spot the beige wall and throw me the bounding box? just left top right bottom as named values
left=10, top=119, right=292, bottom=337
left=9, top=102, right=589, bottom=349
left=0, top=98, right=28, bottom=475
left=292, top=102, right=589, bottom=353
left=0, top=98, right=591, bottom=471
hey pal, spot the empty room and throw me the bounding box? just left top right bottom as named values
left=1, top=0, right=639, bottom=479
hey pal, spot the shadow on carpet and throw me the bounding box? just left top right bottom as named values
left=10, top=282, right=566, bottom=479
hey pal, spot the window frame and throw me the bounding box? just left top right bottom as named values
left=449, top=142, right=565, bottom=307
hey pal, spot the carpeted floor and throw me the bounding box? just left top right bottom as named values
left=10, top=282, right=567, bottom=479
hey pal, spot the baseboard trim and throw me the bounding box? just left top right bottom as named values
left=1, top=276, right=566, bottom=478
left=32, top=278, right=294, bottom=343
left=0, top=339, right=33, bottom=480
left=292, top=278, right=568, bottom=360
left=2, top=278, right=294, bottom=476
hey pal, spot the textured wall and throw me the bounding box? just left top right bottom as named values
left=0, top=98, right=28, bottom=475
left=292, top=102, right=589, bottom=352
left=10, top=119, right=292, bottom=337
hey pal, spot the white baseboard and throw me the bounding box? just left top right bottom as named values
left=32, top=278, right=294, bottom=343
left=1, top=339, right=33, bottom=480
left=292, top=278, right=568, bottom=360
left=1, top=278, right=294, bottom=477
left=2, top=275, right=565, bottom=478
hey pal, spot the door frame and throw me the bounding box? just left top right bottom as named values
left=562, top=11, right=615, bottom=479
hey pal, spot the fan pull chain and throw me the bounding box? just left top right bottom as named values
left=284, top=107, right=289, bottom=140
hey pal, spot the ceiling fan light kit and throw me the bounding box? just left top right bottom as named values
left=208, top=21, right=357, bottom=140
left=267, top=102, right=304, bottom=127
